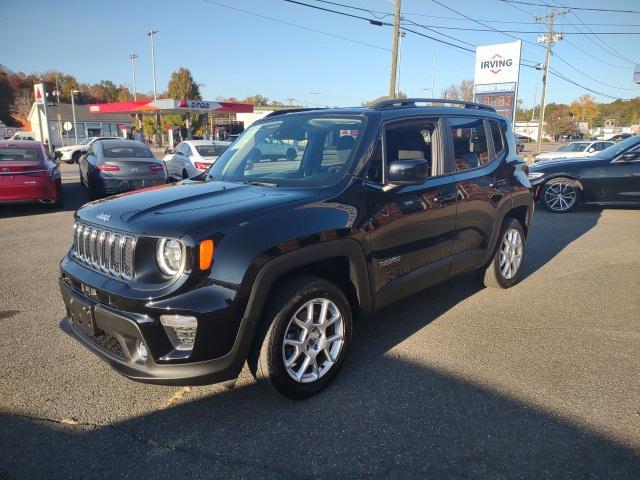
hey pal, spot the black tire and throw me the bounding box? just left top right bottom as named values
left=477, top=217, right=526, bottom=289
left=248, top=275, right=353, bottom=400
left=286, top=148, right=297, bottom=161
left=541, top=178, right=580, bottom=213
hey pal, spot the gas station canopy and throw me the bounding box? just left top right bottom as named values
left=88, top=98, right=254, bottom=115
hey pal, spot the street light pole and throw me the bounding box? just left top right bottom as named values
left=147, top=30, right=161, bottom=146
left=71, top=90, right=79, bottom=144
left=130, top=53, right=138, bottom=101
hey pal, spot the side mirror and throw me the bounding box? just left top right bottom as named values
left=587, top=147, right=595, bottom=153
left=168, top=174, right=183, bottom=183
left=619, top=151, right=640, bottom=162
left=54, top=151, right=62, bottom=160
left=387, top=158, right=429, bottom=185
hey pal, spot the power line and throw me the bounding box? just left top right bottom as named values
left=281, top=0, right=392, bottom=25
left=552, top=52, right=640, bottom=91
left=549, top=68, right=619, bottom=99
left=399, top=25, right=640, bottom=35
left=199, top=0, right=390, bottom=51
left=499, top=0, right=640, bottom=14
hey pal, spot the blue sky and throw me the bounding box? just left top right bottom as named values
left=1, top=0, right=639, bottom=107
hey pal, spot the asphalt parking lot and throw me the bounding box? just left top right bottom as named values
left=0, top=163, right=639, bottom=479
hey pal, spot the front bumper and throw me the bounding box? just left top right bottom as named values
left=58, top=267, right=250, bottom=386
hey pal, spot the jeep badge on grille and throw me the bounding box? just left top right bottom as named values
left=96, top=213, right=111, bottom=222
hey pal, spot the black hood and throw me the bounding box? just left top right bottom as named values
left=76, top=180, right=320, bottom=237
left=529, top=156, right=600, bottom=171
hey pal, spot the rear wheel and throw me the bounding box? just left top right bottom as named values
left=478, top=217, right=526, bottom=289
left=248, top=275, right=353, bottom=399
left=71, top=151, right=80, bottom=164
left=542, top=178, right=579, bottom=213
left=286, top=148, right=297, bottom=161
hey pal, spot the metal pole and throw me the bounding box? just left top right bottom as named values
left=71, top=90, right=78, bottom=145
left=130, top=53, right=138, bottom=101
left=148, top=30, right=161, bottom=146
left=388, top=0, right=401, bottom=98
left=396, top=31, right=405, bottom=97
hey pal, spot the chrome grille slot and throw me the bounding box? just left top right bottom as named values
left=111, top=233, right=122, bottom=276
left=72, top=222, right=136, bottom=280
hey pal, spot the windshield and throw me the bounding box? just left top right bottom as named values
left=592, top=136, right=640, bottom=159
left=196, top=144, right=228, bottom=157
left=0, top=148, right=41, bottom=162
left=558, top=142, right=589, bottom=152
left=103, top=146, right=153, bottom=158
left=207, top=114, right=365, bottom=187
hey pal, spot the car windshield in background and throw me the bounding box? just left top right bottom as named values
left=103, top=146, right=153, bottom=158
left=207, top=115, right=364, bottom=187
left=0, top=148, right=40, bottom=162
left=592, top=136, right=640, bottom=159
left=558, top=143, right=589, bottom=152
left=196, top=145, right=228, bottom=156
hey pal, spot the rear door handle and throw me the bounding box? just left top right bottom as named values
left=490, top=179, right=507, bottom=188
left=434, top=192, right=457, bottom=205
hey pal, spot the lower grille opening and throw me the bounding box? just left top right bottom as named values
left=91, top=332, right=125, bottom=359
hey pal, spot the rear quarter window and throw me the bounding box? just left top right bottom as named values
left=104, top=147, right=153, bottom=158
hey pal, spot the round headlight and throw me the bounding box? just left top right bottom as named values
left=156, top=238, right=185, bottom=277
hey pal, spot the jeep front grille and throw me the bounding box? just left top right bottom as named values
left=73, top=222, right=136, bottom=279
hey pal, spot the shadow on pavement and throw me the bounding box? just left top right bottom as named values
left=2, top=273, right=638, bottom=478
left=519, top=205, right=602, bottom=280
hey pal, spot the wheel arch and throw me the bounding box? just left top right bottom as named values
left=536, top=174, right=584, bottom=200
left=244, top=239, right=372, bottom=327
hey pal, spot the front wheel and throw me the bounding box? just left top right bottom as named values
left=286, top=148, right=297, bottom=161
left=478, top=218, right=526, bottom=289
left=541, top=178, right=579, bottom=213
left=249, top=275, right=353, bottom=399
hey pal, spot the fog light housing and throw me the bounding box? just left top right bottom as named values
left=160, top=315, right=197, bottom=353
left=138, top=342, right=148, bottom=361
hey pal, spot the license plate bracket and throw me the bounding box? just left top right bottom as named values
left=68, top=291, right=98, bottom=337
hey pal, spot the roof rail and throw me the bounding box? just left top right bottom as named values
left=369, top=97, right=496, bottom=112
left=264, top=107, right=325, bottom=117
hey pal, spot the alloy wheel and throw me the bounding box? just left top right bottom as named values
left=282, top=298, right=344, bottom=383
left=499, top=228, right=523, bottom=280
left=544, top=182, right=577, bottom=212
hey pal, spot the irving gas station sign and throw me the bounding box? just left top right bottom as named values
left=474, top=40, right=522, bottom=123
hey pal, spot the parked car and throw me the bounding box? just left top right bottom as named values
left=528, top=135, right=640, bottom=212
left=0, top=140, right=62, bottom=207
left=56, top=136, right=120, bottom=164
left=163, top=140, right=231, bottom=179
left=9, top=131, right=35, bottom=141
left=78, top=139, right=167, bottom=199
left=252, top=137, right=299, bottom=162
left=58, top=99, right=533, bottom=399
left=227, top=134, right=240, bottom=142
left=533, top=140, right=614, bottom=162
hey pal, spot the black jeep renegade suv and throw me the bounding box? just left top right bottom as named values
left=59, top=98, right=533, bottom=399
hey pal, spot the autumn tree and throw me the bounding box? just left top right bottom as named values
left=0, top=69, right=15, bottom=125
left=545, top=104, right=578, bottom=140
left=242, top=94, right=270, bottom=106
left=570, top=94, right=599, bottom=127
left=166, top=68, right=201, bottom=100
left=441, top=79, right=474, bottom=101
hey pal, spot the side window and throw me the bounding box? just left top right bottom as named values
left=448, top=117, right=490, bottom=172
left=184, top=145, right=193, bottom=157
left=366, top=137, right=383, bottom=183
left=489, top=120, right=506, bottom=159
left=384, top=121, right=436, bottom=177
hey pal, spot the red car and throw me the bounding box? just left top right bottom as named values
left=0, top=140, right=63, bottom=207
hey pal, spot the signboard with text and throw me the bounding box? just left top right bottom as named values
left=474, top=41, right=522, bottom=123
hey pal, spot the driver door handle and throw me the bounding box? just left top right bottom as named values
left=490, top=179, right=507, bottom=188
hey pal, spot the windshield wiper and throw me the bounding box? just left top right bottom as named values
left=243, top=180, right=278, bottom=188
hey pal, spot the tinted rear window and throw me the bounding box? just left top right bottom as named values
left=103, top=146, right=153, bottom=158
left=0, top=148, right=41, bottom=162
left=196, top=145, right=228, bottom=156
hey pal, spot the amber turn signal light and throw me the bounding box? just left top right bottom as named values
left=199, top=240, right=214, bottom=270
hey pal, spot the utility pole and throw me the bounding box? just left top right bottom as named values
left=147, top=30, right=161, bottom=146
left=70, top=90, right=79, bottom=145
left=396, top=31, right=406, bottom=98
left=534, top=10, right=567, bottom=152
left=130, top=53, right=141, bottom=131
left=388, top=0, right=402, bottom=98
left=286, top=98, right=295, bottom=107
